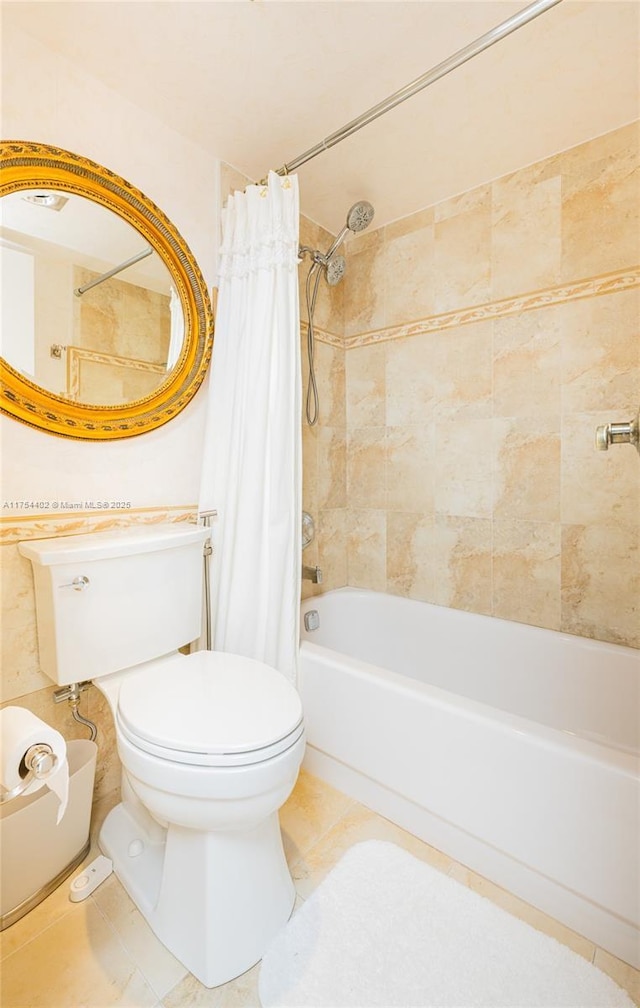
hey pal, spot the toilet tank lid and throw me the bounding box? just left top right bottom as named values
left=18, top=523, right=209, bottom=566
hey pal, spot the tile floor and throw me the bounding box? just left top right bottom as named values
left=1, top=769, right=639, bottom=1007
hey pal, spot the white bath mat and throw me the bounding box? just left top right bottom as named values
left=259, top=841, right=634, bottom=1008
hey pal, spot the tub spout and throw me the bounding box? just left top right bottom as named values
left=302, top=564, right=323, bottom=584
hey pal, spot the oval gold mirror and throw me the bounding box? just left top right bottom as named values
left=0, top=140, right=213, bottom=439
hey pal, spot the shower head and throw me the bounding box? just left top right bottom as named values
left=346, top=200, right=375, bottom=234
left=325, top=254, right=346, bottom=286
left=324, top=199, right=375, bottom=262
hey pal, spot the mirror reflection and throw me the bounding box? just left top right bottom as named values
left=1, top=189, right=184, bottom=406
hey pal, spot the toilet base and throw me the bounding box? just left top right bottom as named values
left=99, top=800, right=296, bottom=988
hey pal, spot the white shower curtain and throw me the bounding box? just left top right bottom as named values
left=199, top=172, right=301, bottom=683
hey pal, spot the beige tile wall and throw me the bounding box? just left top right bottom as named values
left=338, top=121, right=639, bottom=647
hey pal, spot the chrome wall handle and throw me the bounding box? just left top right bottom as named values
left=59, top=575, right=90, bottom=591
left=595, top=412, right=639, bottom=452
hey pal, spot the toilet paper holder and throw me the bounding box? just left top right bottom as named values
left=0, top=744, right=59, bottom=804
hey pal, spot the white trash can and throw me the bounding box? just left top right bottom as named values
left=0, top=738, right=97, bottom=929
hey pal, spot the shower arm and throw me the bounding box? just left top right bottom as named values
left=262, top=0, right=562, bottom=181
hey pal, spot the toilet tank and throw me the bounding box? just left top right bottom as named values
left=19, top=524, right=210, bottom=686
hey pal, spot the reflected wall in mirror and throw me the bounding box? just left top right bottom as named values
left=0, top=141, right=213, bottom=439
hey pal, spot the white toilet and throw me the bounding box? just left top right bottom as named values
left=19, top=524, right=305, bottom=988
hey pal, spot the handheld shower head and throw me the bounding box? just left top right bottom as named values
left=346, top=200, right=375, bottom=233
left=325, top=254, right=346, bottom=286
left=324, top=199, right=375, bottom=262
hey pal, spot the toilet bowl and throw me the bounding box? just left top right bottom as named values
left=99, top=650, right=305, bottom=988
left=18, top=525, right=305, bottom=988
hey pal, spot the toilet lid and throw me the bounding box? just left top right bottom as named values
left=117, top=650, right=303, bottom=765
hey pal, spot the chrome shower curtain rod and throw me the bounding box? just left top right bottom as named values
left=74, top=246, right=153, bottom=297
left=266, top=0, right=562, bottom=180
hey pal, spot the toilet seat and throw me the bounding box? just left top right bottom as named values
left=116, top=650, right=304, bottom=768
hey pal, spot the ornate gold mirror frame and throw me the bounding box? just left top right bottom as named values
left=0, top=140, right=213, bottom=439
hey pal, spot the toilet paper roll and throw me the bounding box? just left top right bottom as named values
left=1, top=706, right=69, bottom=823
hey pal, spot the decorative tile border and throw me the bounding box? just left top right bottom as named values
left=0, top=505, right=199, bottom=545
left=301, top=319, right=344, bottom=350
left=343, top=267, right=640, bottom=349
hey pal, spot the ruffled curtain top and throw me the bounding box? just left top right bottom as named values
left=218, top=172, right=299, bottom=281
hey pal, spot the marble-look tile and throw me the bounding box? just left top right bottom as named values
left=432, top=321, right=493, bottom=420
left=433, top=185, right=491, bottom=313
left=385, top=332, right=440, bottom=427
left=343, top=242, right=386, bottom=338
left=346, top=509, right=386, bottom=590
left=279, top=768, right=354, bottom=870
left=493, top=417, right=561, bottom=522
left=561, top=411, right=640, bottom=526
left=346, top=428, right=386, bottom=509
left=493, top=520, right=561, bottom=629
left=317, top=509, right=348, bottom=591
left=434, top=183, right=491, bottom=224
left=92, top=874, right=188, bottom=1000
left=291, top=798, right=454, bottom=901
left=561, top=523, right=640, bottom=647
left=383, top=217, right=436, bottom=328
left=493, top=307, right=562, bottom=418
left=561, top=122, right=640, bottom=282
left=0, top=899, right=158, bottom=1007
left=491, top=173, right=562, bottom=299
left=345, top=343, right=386, bottom=428
left=447, top=863, right=595, bottom=962
left=347, top=226, right=384, bottom=257
left=1, top=618, right=49, bottom=700
left=432, top=515, right=493, bottom=615
left=386, top=425, right=435, bottom=513
left=316, top=427, right=346, bottom=510
left=314, top=341, right=345, bottom=427
left=561, top=288, right=640, bottom=414
left=0, top=543, right=35, bottom=625
left=593, top=948, right=640, bottom=1005
left=386, top=511, right=435, bottom=602
left=433, top=418, right=495, bottom=519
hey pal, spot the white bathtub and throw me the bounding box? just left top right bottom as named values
left=299, top=588, right=640, bottom=967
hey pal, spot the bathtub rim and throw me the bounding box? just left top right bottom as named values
left=301, top=587, right=640, bottom=659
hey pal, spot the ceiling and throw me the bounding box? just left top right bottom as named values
left=3, top=1, right=639, bottom=233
